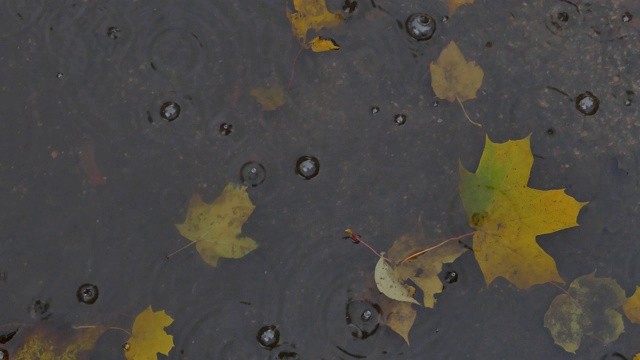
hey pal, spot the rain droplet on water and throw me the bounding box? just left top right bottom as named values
left=370, top=106, right=380, bottom=115
left=622, top=12, right=633, bottom=23
left=295, top=156, right=320, bottom=180
left=256, top=325, right=280, bottom=350
left=77, top=283, right=99, bottom=304
left=406, top=13, right=436, bottom=41
left=240, top=161, right=266, bottom=187
left=393, top=114, right=407, bottom=126
left=0, top=349, right=8, bottom=360
left=160, top=101, right=181, bottom=121
left=219, top=123, right=233, bottom=136
left=56, top=72, right=63, bottom=79
left=557, top=12, right=569, bottom=22
left=29, top=298, right=51, bottom=320
left=107, top=26, right=121, bottom=39
left=444, top=270, right=459, bottom=284
left=575, top=91, right=599, bottom=115
left=346, top=300, right=381, bottom=339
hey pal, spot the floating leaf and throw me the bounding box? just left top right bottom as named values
left=286, top=0, right=343, bottom=46
left=378, top=294, right=416, bottom=345
left=623, top=286, right=640, bottom=324
left=387, top=218, right=467, bottom=308
left=14, top=324, right=106, bottom=360
left=125, top=306, right=174, bottom=360
left=544, top=273, right=626, bottom=353
left=430, top=41, right=483, bottom=103
left=175, top=183, right=257, bottom=267
left=459, top=135, right=587, bottom=288
left=250, top=85, right=285, bottom=111
left=448, top=0, right=475, bottom=15
left=309, top=36, right=340, bottom=52
left=374, top=254, right=419, bottom=305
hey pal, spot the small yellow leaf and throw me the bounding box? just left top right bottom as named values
left=378, top=294, right=417, bottom=345
left=543, top=273, right=626, bottom=353
left=250, top=85, right=285, bottom=111
left=14, top=324, right=107, bottom=360
left=448, top=0, right=475, bottom=15
left=175, top=183, right=257, bottom=267
left=125, top=306, right=174, bottom=360
left=623, top=286, right=640, bottom=324
left=286, top=0, right=343, bottom=46
left=308, top=36, right=340, bottom=52
left=374, top=254, right=420, bottom=305
left=430, top=41, right=483, bottom=103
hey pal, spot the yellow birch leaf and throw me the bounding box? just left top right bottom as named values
left=175, top=183, right=257, bottom=267
left=459, top=135, right=587, bottom=288
left=309, top=36, right=340, bottom=52
left=543, top=273, right=626, bottom=353
left=250, top=85, right=285, bottom=111
left=430, top=41, right=483, bottom=103
left=623, top=286, right=640, bottom=324
left=448, top=0, right=475, bottom=15
left=378, top=294, right=417, bottom=345
left=387, top=217, right=468, bottom=308
left=374, top=254, right=420, bottom=305
left=14, top=323, right=107, bottom=360
left=286, top=0, right=343, bottom=46
left=125, top=306, right=174, bottom=360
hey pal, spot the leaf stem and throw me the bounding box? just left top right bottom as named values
left=344, top=229, right=391, bottom=263
left=165, top=241, right=196, bottom=260
left=288, top=47, right=304, bottom=90
left=456, top=96, right=482, bottom=127
left=398, top=231, right=475, bottom=265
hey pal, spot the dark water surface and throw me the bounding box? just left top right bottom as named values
left=1, top=0, right=640, bottom=358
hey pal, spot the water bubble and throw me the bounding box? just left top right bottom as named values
left=275, top=351, right=300, bottom=360
left=557, top=12, right=569, bottom=22
left=0, top=349, right=8, bottom=360
left=240, top=161, right=266, bottom=187
left=405, top=13, right=436, bottom=41
left=393, top=114, right=407, bottom=126
left=575, top=91, right=599, bottom=115
left=342, top=0, right=357, bottom=13
left=370, top=106, right=380, bottom=115
left=122, top=342, right=131, bottom=351
left=76, top=284, right=99, bottom=304
left=622, top=12, right=633, bottom=23
left=29, top=298, right=51, bottom=320
left=346, top=300, right=381, bottom=339
left=444, top=270, right=458, bottom=283
left=106, top=26, right=121, bottom=39
left=56, top=72, right=63, bottom=79
left=441, top=16, right=449, bottom=23
left=219, top=123, right=233, bottom=136
left=485, top=41, right=493, bottom=48
left=432, top=101, right=439, bottom=107
left=160, top=101, right=181, bottom=121
left=546, top=128, right=555, bottom=136
left=295, top=156, right=320, bottom=180
left=257, top=325, right=280, bottom=350
left=625, top=90, right=635, bottom=106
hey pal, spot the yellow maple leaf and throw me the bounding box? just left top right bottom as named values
left=308, top=36, right=340, bottom=52
left=387, top=218, right=467, bottom=308
left=175, top=183, right=257, bottom=267
left=430, top=41, right=483, bottom=103
left=448, top=0, right=475, bottom=15
left=125, top=306, right=174, bottom=360
left=623, top=286, right=640, bottom=324
left=14, top=323, right=106, bottom=360
left=250, top=85, right=285, bottom=111
left=544, top=273, right=626, bottom=353
left=286, top=0, right=343, bottom=46
left=459, top=135, right=587, bottom=289
left=378, top=294, right=417, bottom=345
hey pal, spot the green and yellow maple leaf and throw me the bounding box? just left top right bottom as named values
left=459, top=135, right=587, bottom=288
left=175, top=183, right=257, bottom=267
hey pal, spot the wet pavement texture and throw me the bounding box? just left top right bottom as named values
left=1, top=0, right=640, bottom=358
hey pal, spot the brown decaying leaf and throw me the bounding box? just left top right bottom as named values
left=250, top=85, right=286, bottom=111
left=430, top=41, right=483, bottom=103
left=13, top=323, right=107, bottom=360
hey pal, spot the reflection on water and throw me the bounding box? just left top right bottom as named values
left=1, top=0, right=640, bottom=359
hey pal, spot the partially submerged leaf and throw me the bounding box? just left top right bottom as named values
left=459, top=135, right=587, bottom=288
left=286, top=0, right=343, bottom=46
left=448, top=0, right=475, bottom=15
left=623, top=286, right=640, bottom=324
left=387, top=218, right=467, bottom=308
left=378, top=294, right=416, bottom=345
left=543, top=273, right=626, bottom=353
left=430, top=41, right=483, bottom=103
left=250, top=85, right=285, bottom=111
left=175, top=183, right=257, bottom=267
left=309, top=36, right=340, bottom=52
left=14, top=324, right=106, bottom=360
left=125, top=306, right=174, bottom=360
left=374, top=254, right=420, bottom=305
